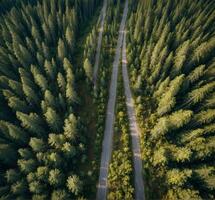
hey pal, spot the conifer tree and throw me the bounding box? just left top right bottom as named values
left=44, top=107, right=62, bottom=132
left=83, top=58, right=93, bottom=81
left=58, top=38, right=67, bottom=60
left=128, top=1, right=215, bottom=199
left=67, top=175, right=82, bottom=195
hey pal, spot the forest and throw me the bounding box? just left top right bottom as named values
left=0, top=0, right=214, bottom=200
left=128, top=0, right=215, bottom=199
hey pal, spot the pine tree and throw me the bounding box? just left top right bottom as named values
left=18, top=148, right=34, bottom=159
left=63, top=114, right=77, bottom=141
left=67, top=175, right=82, bottom=195
left=62, top=142, right=76, bottom=158
left=44, top=90, right=56, bottom=108
left=51, top=189, right=70, bottom=200
left=18, top=159, right=37, bottom=174
left=48, top=133, right=66, bottom=149
left=0, top=1, right=98, bottom=198
left=29, top=181, right=45, bottom=194
left=172, top=40, right=190, bottom=77
left=8, top=79, right=23, bottom=97
left=5, top=169, right=21, bottom=184
left=57, top=72, right=66, bottom=95
left=194, top=109, right=215, bottom=125
left=22, top=84, right=39, bottom=105
left=65, top=26, right=75, bottom=51
left=157, top=75, right=185, bottom=116
left=44, top=60, right=55, bottom=80
left=128, top=1, right=215, bottom=199
left=29, top=138, right=46, bottom=152
left=8, top=96, right=29, bottom=113
left=31, top=26, right=42, bottom=42
left=44, top=107, right=62, bottom=132
left=7, top=123, right=29, bottom=143
left=31, top=65, right=48, bottom=92
left=16, top=112, right=45, bottom=136
left=83, top=58, right=93, bottom=81
left=186, top=82, right=215, bottom=105
left=48, top=169, right=65, bottom=187
left=11, top=179, right=28, bottom=195
left=36, top=166, right=49, bottom=181
left=58, top=39, right=67, bottom=60
left=66, top=82, right=77, bottom=104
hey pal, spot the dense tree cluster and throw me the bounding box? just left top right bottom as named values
left=0, top=0, right=33, bottom=14
left=108, top=65, right=134, bottom=200
left=1, top=0, right=214, bottom=198
left=0, top=0, right=99, bottom=199
left=83, top=27, right=97, bottom=82
left=127, top=0, right=215, bottom=199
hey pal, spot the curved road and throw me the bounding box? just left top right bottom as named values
left=122, top=32, right=145, bottom=200
left=93, top=0, right=107, bottom=86
left=96, top=1, right=128, bottom=199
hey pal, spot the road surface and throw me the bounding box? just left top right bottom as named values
left=122, top=32, right=145, bottom=200
left=96, top=1, right=129, bottom=199
left=93, top=0, right=107, bottom=86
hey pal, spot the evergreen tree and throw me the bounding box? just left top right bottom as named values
left=128, top=1, right=215, bottom=199
left=63, top=114, right=77, bottom=141
left=65, top=26, right=75, bottom=51
left=83, top=58, right=93, bottom=81
left=44, top=107, right=62, bottom=132
left=67, top=175, right=82, bottom=195
left=29, top=138, right=46, bottom=152
left=48, top=169, right=65, bottom=187
left=58, top=38, right=67, bottom=60
left=51, top=189, right=70, bottom=200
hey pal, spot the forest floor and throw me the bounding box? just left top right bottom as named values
left=96, top=0, right=129, bottom=199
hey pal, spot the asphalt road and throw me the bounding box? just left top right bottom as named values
left=93, top=0, right=107, bottom=86
left=122, top=32, right=145, bottom=200
left=96, top=1, right=129, bottom=199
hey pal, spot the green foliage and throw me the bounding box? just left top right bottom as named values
left=1, top=0, right=214, bottom=199
left=128, top=0, right=215, bottom=199
left=108, top=65, right=134, bottom=199
left=0, top=0, right=99, bottom=199
left=44, top=107, right=62, bottom=132
left=67, top=175, right=83, bottom=195
left=11, top=179, right=28, bottom=195
left=51, top=189, right=70, bottom=200
left=108, top=151, right=134, bottom=200
left=5, top=169, right=20, bottom=184
left=83, top=58, right=93, bottom=81
left=157, top=75, right=185, bottom=116
left=48, top=169, right=65, bottom=187
left=29, top=138, right=46, bottom=152
left=63, top=114, right=77, bottom=141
